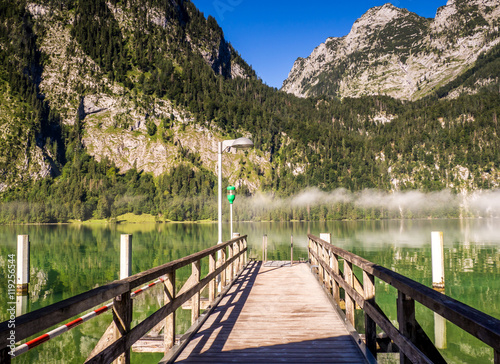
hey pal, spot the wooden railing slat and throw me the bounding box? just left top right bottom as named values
left=308, top=234, right=500, bottom=352
left=363, top=271, right=376, bottom=359
left=363, top=301, right=434, bottom=364
left=0, top=236, right=247, bottom=357
left=87, top=248, right=246, bottom=363
left=0, top=282, right=128, bottom=344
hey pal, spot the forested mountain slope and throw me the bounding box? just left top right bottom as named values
left=0, top=0, right=499, bottom=223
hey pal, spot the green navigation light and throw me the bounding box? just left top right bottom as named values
left=227, top=185, right=236, bottom=204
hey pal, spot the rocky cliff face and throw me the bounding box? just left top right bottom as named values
left=0, top=0, right=263, bottom=190
left=282, top=0, right=500, bottom=100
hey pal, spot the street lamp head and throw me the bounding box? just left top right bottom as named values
left=231, top=137, right=253, bottom=150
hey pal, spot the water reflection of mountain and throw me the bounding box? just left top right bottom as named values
left=0, top=219, right=498, bottom=363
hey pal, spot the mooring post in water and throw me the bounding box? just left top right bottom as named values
left=434, top=312, right=447, bottom=349
left=120, top=234, right=132, bottom=279
left=16, top=294, right=28, bottom=316
left=290, top=234, right=293, bottom=266
left=431, top=231, right=445, bottom=290
left=16, top=235, right=30, bottom=296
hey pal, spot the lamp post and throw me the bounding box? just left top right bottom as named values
left=227, top=186, right=235, bottom=238
left=217, top=137, right=253, bottom=292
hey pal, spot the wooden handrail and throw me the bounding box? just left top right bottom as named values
left=308, top=234, right=500, bottom=364
left=0, top=235, right=248, bottom=364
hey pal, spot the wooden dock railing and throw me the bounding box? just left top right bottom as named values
left=308, top=234, right=500, bottom=364
left=0, top=235, right=248, bottom=364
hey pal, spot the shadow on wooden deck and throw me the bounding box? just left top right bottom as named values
left=175, top=260, right=262, bottom=360
left=176, top=336, right=363, bottom=363
left=173, top=260, right=369, bottom=363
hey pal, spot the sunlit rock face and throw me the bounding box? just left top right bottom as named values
left=282, top=1, right=500, bottom=100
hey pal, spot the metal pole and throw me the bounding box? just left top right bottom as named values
left=230, top=203, right=233, bottom=239
left=217, top=142, right=222, bottom=293
left=290, top=234, right=293, bottom=267
left=218, top=141, right=222, bottom=245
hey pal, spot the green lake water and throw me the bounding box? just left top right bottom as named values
left=0, top=219, right=499, bottom=363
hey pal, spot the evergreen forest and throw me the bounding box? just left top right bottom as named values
left=1, top=0, right=500, bottom=223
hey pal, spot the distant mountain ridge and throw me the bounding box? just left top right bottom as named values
left=282, top=0, right=500, bottom=100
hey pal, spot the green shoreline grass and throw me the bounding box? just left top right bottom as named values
left=68, top=213, right=216, bottom=225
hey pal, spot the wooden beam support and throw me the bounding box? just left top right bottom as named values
left=398, top=291, right=416, bottom=364
left=164, top=272, right=175, bottom=352
left=209, top=253, right=216, bottom=303
left=227, top=243, right=233, bottom=283
left=308, top=234, right=500, bottom=354
left=1, top=347, right=11, bottom=364
left=87, top=249, right=247, bottom=364
left=344, top=259, right=355, bottom=327
left=363, top=271, right=376, bottom=359
left=113, top=292, right=132, bottom=364
left=331, top=252, right=340, bottom=305
left=191, top=261, right=200, bottom=325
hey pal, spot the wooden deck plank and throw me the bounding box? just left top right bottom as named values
left=173, top=261, right=368, bottom=363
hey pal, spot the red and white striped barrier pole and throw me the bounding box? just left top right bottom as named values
left=13, top=274, right=167, bottom=357
left=14, top=302, right=114, bottom=356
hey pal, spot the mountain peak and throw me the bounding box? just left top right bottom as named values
left=351, top=3, right=409, bottom=33
left=282, top=0, right=500, bottom=100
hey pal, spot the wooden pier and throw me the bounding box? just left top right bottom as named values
left=1, top=233, right=500, bottom=364
left=169, top=261, right=369, bottom=363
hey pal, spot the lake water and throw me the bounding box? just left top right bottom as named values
left=0, top=219, right=499, bottom=363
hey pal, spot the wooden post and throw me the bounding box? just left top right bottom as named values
left=120, top=234, right=132, bottom=280
left=191, top=261, right=200, bottom=324
left=265, top=235, right=268, bottom=262
left=320, top=234, right=331, bottom=286
left=363, top=271, right=377, bottom=359
left=164, top=272, right=175, bottom=352
left=209, top=253, right=216, bottom=303
left=16, top=294, right=28, bottom=316
left=115, top=234, right=132, bottom=364
left=16, top=235, right=30, bottom=295
left=239, top=238, right=244, bottom=270
left=290, top=235, right=293, bottom=266
left=331, top=253, right=340, bottom=305
left=495, top=350, right=499, bottom=364
left=113, top=291, right=132, bottom=364
left=263, top=235, right=266, bottom=262
left=227, top=240, right=234, bottom=283
left=243, top=237, right=247, bottom=266
left=220, top=246, right=226, bottom=288
left=344, top=260, right=355, bottom=326
left=431, top=231, right=445, bottom=290
left=0, top=348, right=11, bottom=364
left=397, top=291, right=416, bottom=364
left=308, top=238, right=311, bottom=263
left=316, top=241, right=323, bottom=284
left=434, top=312, right=447, bottom=349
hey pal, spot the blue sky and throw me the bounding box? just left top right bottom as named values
left=193, top=0, right=448, bottom=89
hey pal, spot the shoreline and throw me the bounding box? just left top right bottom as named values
left=1, top=215, right=497, bottom=226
